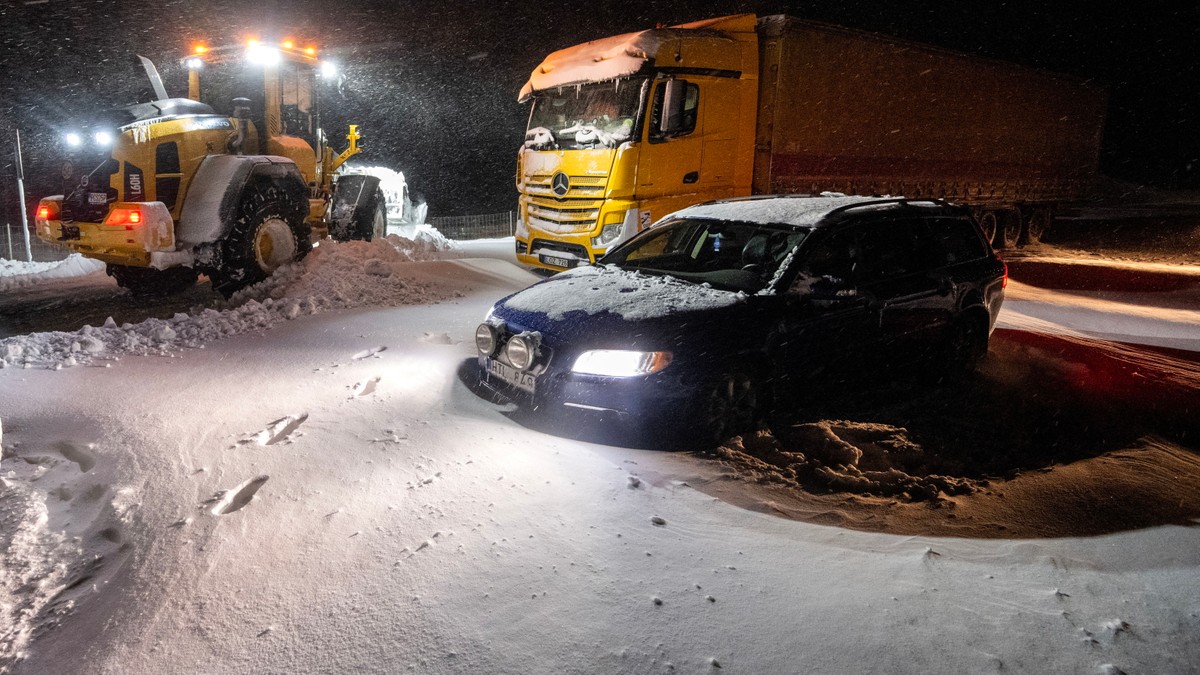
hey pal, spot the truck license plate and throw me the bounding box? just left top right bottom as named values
left=88, top=192, right=108, bottom=205
left=486, top=357, right=536, bottom=394
left=540, top=254, right=574, bottom=269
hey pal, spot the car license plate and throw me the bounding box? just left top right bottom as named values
left=540, top=254, right=574, bottom=269
left=486, top=357, right=536, bottom=394
left=88, top=192, right=108, bottom=205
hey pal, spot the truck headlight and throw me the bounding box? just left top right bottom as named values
left=571, top=350, right=672, bottom=377
left=591, top=222, right=624, bottom=249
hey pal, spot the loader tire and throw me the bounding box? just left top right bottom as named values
left=353, top=188, right=388, bottom=241
left=211, top=180, right=311, bottom=298
left=107, top=264, right=199, bottom=297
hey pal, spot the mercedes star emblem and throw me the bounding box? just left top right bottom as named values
left=550, top=172, right=570, bottom=198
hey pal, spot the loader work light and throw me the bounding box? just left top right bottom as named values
left=320, top=61, right=338, bottom=79
left=247, top=44, right=282, bottom=65
left=64, top=132, right=82, bottom=147
left=186, top=58, right=203, bottom=70
left=93, top=131, right=113, bottom=146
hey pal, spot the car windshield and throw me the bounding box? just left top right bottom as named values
left=525, top=78, right=646, bottom=150
left=600, top=217, right=810, bottom=293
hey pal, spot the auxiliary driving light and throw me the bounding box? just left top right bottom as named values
left=571, top=350, right=672, bottom=377
left=475, top=323, right=498, bottom=356
left=64, top=132, right=82, bottom=147
left=505, top=335, right=535, bottom=371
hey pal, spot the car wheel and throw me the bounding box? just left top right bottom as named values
left=696, top=371, right=759, bottom=445
left=940, top=317, right=988, bottom=382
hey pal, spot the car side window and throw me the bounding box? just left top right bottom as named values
left=926, top=217, right=989, bottom=266
left=857, top=219, right=927, bottom=282
left=788, top=229, right=860, bottom=295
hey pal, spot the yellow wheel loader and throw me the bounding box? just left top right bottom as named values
left=34, top=39, right=387, bottom=297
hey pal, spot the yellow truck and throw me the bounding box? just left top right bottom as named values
left=35, top=40, right=388, bottom=296
left=515, top=14, right=1107, bottom=271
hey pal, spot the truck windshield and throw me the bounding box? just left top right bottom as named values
left=526, top=78, right=645, bottom=150
left=601, top=218, right=810, bottom=294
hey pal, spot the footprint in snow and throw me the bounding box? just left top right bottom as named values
left=210, top=475, right=269, bottom=516
left=419, top=332, right=456, bottom=345
left=352, top=346, right=388, bottom=360
left=251, top=414, right=308, bottom=445
left=54, top=441, right=97, bottom=473
left=351, top=376, right=382, bottom=398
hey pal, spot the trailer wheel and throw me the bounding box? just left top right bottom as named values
left=995, top=210, right=1021, bottom=249
left=1023, top=208, right=1052, bottom=245
left=978, top=212, right=999, bottom=245
left=107, top=264, right=199, bottom=297
left=212, top=181, right=311, bottom=297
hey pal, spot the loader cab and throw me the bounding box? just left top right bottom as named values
left=184, top=41, right=325, bottom=182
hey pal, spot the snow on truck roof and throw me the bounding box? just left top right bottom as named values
left=668, top=194, right=884, bottom=228
left=519, top=14, right=754, bottom=100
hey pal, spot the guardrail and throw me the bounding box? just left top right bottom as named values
left=2, top=222, right=72, bottom=263
left=430, top=211, right=515, bottom=240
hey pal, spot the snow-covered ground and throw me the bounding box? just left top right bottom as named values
left=1, top=237, right=1198, bottom=673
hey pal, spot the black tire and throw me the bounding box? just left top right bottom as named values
left=995, top=209, right=1021, bottom=249
left=938, top=316, right=989, bottom=383
left=977, top=211, right=999, bottom=245
left=331, top=176, right=387, bottom=242
left=692, top=371, right=761, bottom=446
left=1023, top=208, right=1052, bottom=245
left=211, top=180, right=311, bottom=297
left=107, top=264, right=199, bottom=297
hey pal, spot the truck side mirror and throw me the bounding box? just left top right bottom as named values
left=660, top=79, right=687, bottom=135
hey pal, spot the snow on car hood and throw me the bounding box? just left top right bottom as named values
left=500, top=264, right=747, bottom=322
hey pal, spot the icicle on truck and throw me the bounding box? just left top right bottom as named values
left=35, top=40, right=391, bottom=296
left=515, top=14, right=1107, bottom=271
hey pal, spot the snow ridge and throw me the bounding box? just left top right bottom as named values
left=0, top=233, right=458, bottom=370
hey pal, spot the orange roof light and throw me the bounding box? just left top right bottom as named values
left=247, top=38, right=259, bottom=47
left=305, top=47, right=316, bottom=55
left=194, top=45, right=208, bottom=54
left=282, top=39, right=295, bottom=49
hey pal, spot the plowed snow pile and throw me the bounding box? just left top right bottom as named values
left=0, top=233, right=457, bottom=369
left=0, top=255, right=105, bottom=291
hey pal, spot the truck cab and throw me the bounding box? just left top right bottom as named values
left=515, top=14, right=759, bottom=272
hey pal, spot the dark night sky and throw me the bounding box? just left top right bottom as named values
left=0, top=0, right=1196, bottom=221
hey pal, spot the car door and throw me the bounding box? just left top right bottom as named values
left=774, top=226, right=880, bottom=384
left=855, top=217, right=950, bottom=364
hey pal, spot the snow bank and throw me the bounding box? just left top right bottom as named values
left=0, top=255, right=105, bottom=292
left=716, top=423, right=977, bottom=502
left=0, top=233, right=459, bottom=370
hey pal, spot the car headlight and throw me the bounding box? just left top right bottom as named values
left=571, top=350, right=672, bottom=377
left=505, top=334, right=536, bottom=370
left=475, top=323, right=498, bottom=356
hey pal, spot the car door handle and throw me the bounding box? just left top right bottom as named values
left=683, top=171, right=699, bottom=184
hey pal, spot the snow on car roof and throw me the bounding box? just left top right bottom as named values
left=518, top=15, right=747, bottom=100
left=667, top=194, right=885, bottom=228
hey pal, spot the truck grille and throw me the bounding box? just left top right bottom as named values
left=524, top=174, right=607, bottom=234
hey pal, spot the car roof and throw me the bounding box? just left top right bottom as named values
left=668, top=194, right=962, bottom=229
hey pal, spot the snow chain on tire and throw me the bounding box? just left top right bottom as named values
left=211, top=179, right=311, bottom=297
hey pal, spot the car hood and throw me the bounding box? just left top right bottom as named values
left=491, top=265, right=763, bottom=350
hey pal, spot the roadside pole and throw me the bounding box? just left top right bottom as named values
left=5, top=222, right=13, bottom=259
left=14, top=130, right=32, bottom=262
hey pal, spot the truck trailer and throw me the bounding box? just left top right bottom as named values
left=514, top=14, right=1107, bottom=271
